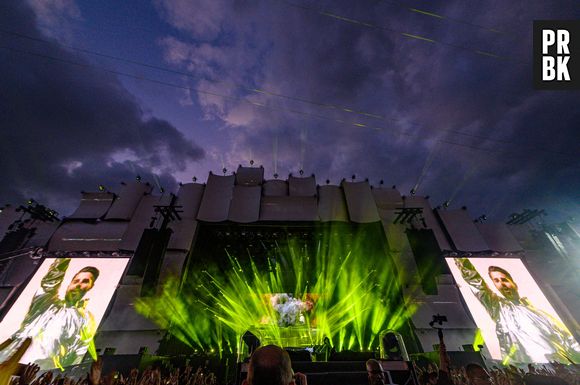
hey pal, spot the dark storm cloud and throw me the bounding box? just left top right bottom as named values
left=154, top=0, right=579, bottom=219
left=0, top=0, right=204, bottom=214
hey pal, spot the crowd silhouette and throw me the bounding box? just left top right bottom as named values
left=0, top=338, right=577, bottom=385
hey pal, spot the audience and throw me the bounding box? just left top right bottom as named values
left=0, top=339, right=578, bottom=385
left=243, top=345, right=306, bottom=385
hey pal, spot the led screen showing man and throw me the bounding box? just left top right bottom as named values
left=0, top=257, right=129, bottom=369
left=446, top=257, right=579, bottom=364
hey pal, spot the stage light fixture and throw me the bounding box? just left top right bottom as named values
left=299, top=169, right=304, bottom=176
left=273, top=173, right=279, bottom=179
left=222, top=168, right=227, bottom=175
left=136, top=175, right=142, bottom=181
left=250, top=159, right=254, bottom=166
left=98, top=185, right=105, bottom=192
left=192, top=176, right=197, bottom=182
left=474, top=214, right=488, bottom=223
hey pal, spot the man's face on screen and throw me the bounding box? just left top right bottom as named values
left=489, top=271, right=519, bottom=301
left=65, top=271, right=95, bottom=304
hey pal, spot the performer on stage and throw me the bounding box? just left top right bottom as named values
left=455, top=258, right=579, bottom=363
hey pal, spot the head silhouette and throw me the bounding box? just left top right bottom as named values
left=244, top=345, right=294, bottom=385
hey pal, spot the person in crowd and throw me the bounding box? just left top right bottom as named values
left=421, top=329, right=452, bottom=385
left=0, top=338, right=32, bottom=385
left=365, top=359, right=385, bottom=385
left=243, top=345, right=306, bottom=385
left=455, top=258, right=579, bottom=363
left=464, top=364, right=493, bottom=385
left=0, top=259, right=99, bottom=370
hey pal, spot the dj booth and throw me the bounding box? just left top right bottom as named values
left=236, top=327, right=419, bottom=385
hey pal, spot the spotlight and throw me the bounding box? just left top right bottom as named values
left=192, top=176, right=197, bottom=182
left=474, top=214, right=487, bottom=223
left=325, top=179, right=330, bottom=184
left=273, top=173, right=279, bottom=179
left=98, top=185, right=105, bottom=192
left=299, top=169, right=304, bottom=176
left=443, top=201, right=450, bottom=208
left=222, top=167, right=227, bottom=175
left=351, top=174, right=356, bottom=181
left=136, top=175, right=141, bottom=181
left=250, top=159, right=254, bottom=166
left=410, top=188, right=416, bottom=195
left=379, top=180, right=384, bottom=185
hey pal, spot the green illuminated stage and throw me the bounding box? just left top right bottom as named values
left=136, top=223, right=418, bottom=357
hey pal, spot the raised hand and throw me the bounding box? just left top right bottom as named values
left=88, top=357, right=103, bottom=385
left=19, top=363, right=40, bottom=385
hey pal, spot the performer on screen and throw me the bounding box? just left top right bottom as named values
left=454, top=258, right=579, bottom=364
left=0, top=258, right=99, bottom=370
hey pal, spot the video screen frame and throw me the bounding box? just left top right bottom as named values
left=446, top=257, right=579, bottom=363
left=0, top=256, right=130, bottom=369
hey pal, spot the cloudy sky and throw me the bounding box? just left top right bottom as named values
left=1, top=0, right=578, bottom=222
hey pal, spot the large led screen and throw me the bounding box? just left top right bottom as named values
left=0, top=257, right=129, bottom=369
left=260, top=293, right=318, bottom=327
left=446, top=257, right=579, bottom=363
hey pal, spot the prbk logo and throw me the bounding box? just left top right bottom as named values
left=533, top=21, right=579, bottom=90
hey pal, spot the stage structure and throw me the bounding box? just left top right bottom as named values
left=0, top=165, right=578, bottom=378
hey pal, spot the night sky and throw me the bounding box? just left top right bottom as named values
left=1, top=0, right=579, bottom=222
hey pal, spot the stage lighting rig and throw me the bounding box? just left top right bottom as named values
left=506, top=209, right=546, bottom=225
left=150, top=194, right=183, bottom=228
left=474, top=214, right=487, bottom=223
left=393, top=207, right=426, bottom=228
left=18, top=199, right=59, bottom=222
